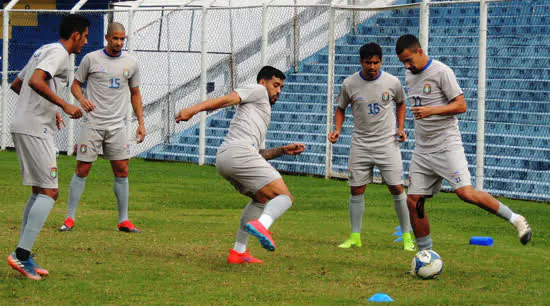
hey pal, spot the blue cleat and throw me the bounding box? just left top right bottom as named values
left=7, top=253, right=41, bottom=280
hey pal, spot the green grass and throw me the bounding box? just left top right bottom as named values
left=1, top=150, right=549, bottom=304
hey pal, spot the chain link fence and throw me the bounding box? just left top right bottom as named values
left=1, top=0, right=548, bottom=202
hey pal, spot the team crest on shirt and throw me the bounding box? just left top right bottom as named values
left=382, top=91, right=390, bottom=101
left=50, top=167, right=58, bottom=178
left=123, top=68, right=130, bottom=78
left=423, top=83, right=432, bottom=94
left=80, top=144, right=87, bottom=153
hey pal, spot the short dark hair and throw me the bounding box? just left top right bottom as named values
left=359, top=43, right=383, bottom=60
left=60, top=14, right=90, bottom=40
left=395, top=34, right=421, bottom=55
left=256, top=66, right=286, bottom=83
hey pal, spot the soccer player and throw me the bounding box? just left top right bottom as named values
left=175, top=66, right=306, bottom=264
left=59, top=22, right=146, bottom=233
left=7, top=14, right=89, bottom=280
left=395, top=34, right=532, bottom=251
left=328, top=43, right=415, bottom=251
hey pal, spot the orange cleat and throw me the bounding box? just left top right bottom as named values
left=227, top=249, right=263, bottom=264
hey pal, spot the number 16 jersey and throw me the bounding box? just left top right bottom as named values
left=337, top=70, right=406, bottom=152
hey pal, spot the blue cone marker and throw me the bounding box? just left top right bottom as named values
left=470, top=236, right=494, bottom=246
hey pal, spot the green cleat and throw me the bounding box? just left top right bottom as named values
left=338, top=233, right=362, bottom=248
left=402, top=232, right=416, bottom=251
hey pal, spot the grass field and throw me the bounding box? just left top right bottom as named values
left=0, top=150, right=549, bottom=304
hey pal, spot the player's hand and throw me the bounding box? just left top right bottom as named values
left=284, top=143, right=306, bottom=155
left=55, top=112, right=66, bottom=130
left=135, top=123, right=146, bottom=143
left=328, top=130, right=340, bottom=143
left=396, top=129, right=407, bottom=142
left=63, top=103, right=83, bottom=119
left=175, top=108, right=196, bottom=123
left=79, top=98, right=96, bottom=112
left=411, top=106, right=433, bottom=120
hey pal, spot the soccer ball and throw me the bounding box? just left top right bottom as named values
left=411, top=250, right=443, bottom=279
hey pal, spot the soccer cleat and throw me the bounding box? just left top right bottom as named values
left=402, top=232, right=417, bottom=251
left=7, top=253, right=41, bottom=280
left=338, top=233, right=362, bottom=248
left=512, top=215, right=532, bottom=245
left=118, top=220, right=141, bottom=233
left=227, top=249, right=263, bottom=264
left=28, top=254, right=49, bottom=276
left=59, top=217, right=75, bottom=232
left=245, top=220, right=276, bottom=251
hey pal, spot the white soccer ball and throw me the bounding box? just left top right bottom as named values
left=411, top=250, right=443, bottom=279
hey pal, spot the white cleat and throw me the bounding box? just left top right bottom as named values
left=513, top=215, right=532, bottom=245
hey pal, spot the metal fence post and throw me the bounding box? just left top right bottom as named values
left=476, top=0, right=488, bottom=190
left=325, top=1, right=336, bottom=179
left=1, top=0, right=19, bottom=150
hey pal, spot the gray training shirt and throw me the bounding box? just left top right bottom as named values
left=220, top=84, right=271, bottom=150
left=405, top=59, right=464, bottom=153
left=337, top=70, right=406, bottom=152
left=75, top=49, right=141, bottom=130
left=11, top=43, right=70, bottom=139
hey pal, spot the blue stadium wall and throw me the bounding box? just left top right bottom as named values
left=1, top=0, right=109, bottom=81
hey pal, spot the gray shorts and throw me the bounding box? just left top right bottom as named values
left=408, top=145, right=472, bottom=196
left=12, top=133, right=58, bottom=189
left=216, top=145, right=282, bottom=197
left=77, top=126, right=131, bottom=162
left=348, top=144, right=404, bottom=187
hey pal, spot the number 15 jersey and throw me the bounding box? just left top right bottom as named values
left=74, top=49, right=141, bottom=130
left=405, top=59, right=464, bottom=153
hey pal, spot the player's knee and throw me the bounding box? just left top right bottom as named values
left=75, top=165, right=91, bottom=177
left=388, top=184, right=404, bottom=195
left=44, top=189, right=59, bottom=200
left=114, top=171, right=128, bottom=178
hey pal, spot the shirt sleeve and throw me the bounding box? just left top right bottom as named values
left=336, top=81, right=350, bottom=110
left=394, top=78, right=406, bottom=104
left=74, top=54, right=91, bottom=83
left=129, top=58, right=141, bottom=88
left=440, top=66, right=464, bottom=102
left=235, top=84, right=268, bottom=104
left=36, top=48, right=68, bottom=79
left=18, top=61, right=31, bottom=80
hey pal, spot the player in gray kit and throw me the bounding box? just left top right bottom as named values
left=175, top=66, right=306, bottom=264
left=395, top=34, right=532, bottom=251
left=328, top=43, right=415, bottom=251
left=59, top=22, right=146, bottom=233
left=7, top=14, right=89, bottom=280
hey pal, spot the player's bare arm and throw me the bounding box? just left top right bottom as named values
left=29, top=69, right=82, bottom=119
left=175, top=91, right=241, bottom=123
left=259, top=143, right=306, bottom=160
left=71, top=79, right=96, bottom=112
left=328, top=106, right=346, bottom=143
left=395, top=100, right=407, bottom=142
left=411, top=94, right=466, bottom=120
left=10, top=77, right=23, bottom=95
left=130, top=86, right=146, bottom=143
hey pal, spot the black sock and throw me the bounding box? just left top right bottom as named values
left=15, top=247, right=30, bottom=261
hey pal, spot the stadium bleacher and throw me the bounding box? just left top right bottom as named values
left=142, top=0, right=550, bottom=202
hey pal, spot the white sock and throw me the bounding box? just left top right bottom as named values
left=509, top=213, right=520, bottom=224
left=233, top=242, right=247, bottom=253
left=258, top=215, right=274, bottom=229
